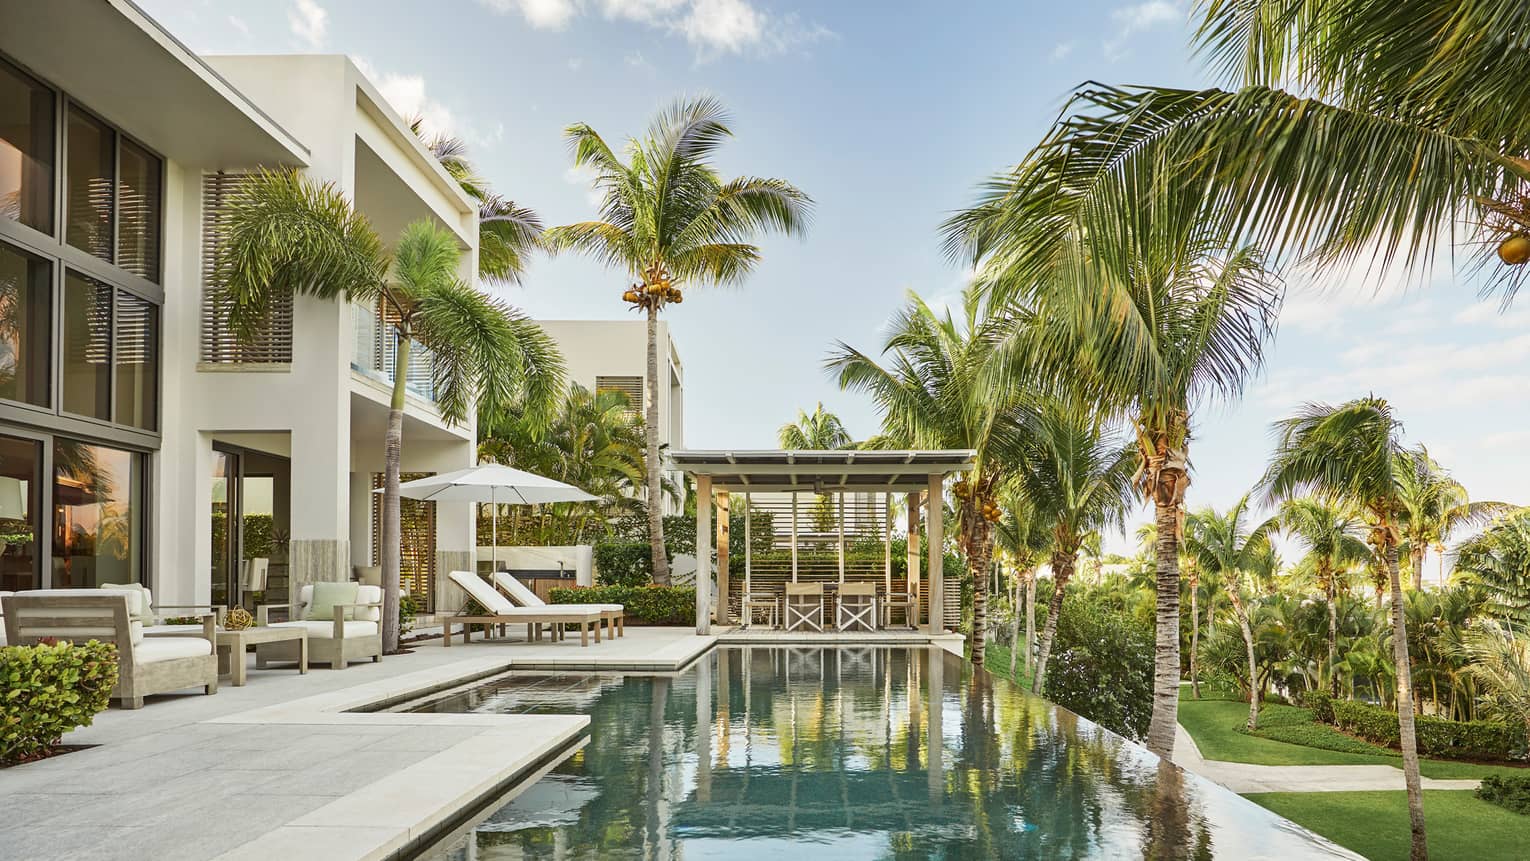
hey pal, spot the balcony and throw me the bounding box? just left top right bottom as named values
left=351, top=302, right=436, bottom=403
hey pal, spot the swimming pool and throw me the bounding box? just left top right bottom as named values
left=408, top=647, right=1356, bottom=859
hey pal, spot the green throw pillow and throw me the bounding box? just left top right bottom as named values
left=307, top=581, right=358, bottom=621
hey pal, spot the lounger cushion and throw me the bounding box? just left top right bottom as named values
left=135, top=636, right=212, bottom=664
left=492, top=572, right=623, bottom=614
left=355, top=585, right=383, bottom=622
left=141, top=623, right=207, bottom=637
left=270, top=620, right=379, bottom=639
left=448, top=571, right=517, bottom=614
left=307, top=581, right=359, bottom=621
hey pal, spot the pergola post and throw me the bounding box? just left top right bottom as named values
left=906, top=491, right=921, bottom=629
left=715, top=491, right=730, bottom=625
left=883, top=493, right=892, bottom=603
left=926, top=473, right=943, bottom=636
left=696, top=474, right=712, bottom=635
left=790, top=491, right=799, bottom=582
left=744, top=492, right=752, bottom=599
left=837, top=494, right=846, bottom=585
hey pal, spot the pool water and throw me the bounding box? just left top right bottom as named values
left=409, top=647, right=1355, bottom=860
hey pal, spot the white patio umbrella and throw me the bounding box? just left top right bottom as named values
left=378, top=464, right=597, bottom=570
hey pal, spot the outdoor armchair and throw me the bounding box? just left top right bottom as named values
left=257, top=583, right=383, bottom=668
left=2, top=590, right=217, bottom=709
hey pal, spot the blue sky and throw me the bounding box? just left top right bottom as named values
left=144, top=0, right=1530, bottom=556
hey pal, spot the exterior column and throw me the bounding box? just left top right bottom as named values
left=715, top=491, right=729, bottom=625
left=926, top=474, right=943, bottom=635
left=790, top=491, right=799, bottom=582
left=695, top=474, right=712, bottom=635
left=927, top=645, right=945, bottom=804
left=906, top=491, right=921, bottom=628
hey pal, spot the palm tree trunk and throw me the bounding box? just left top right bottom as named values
left=380, top=335, right=409, bottom=654
left=1384, top=540, right=1429, bottom=860
left=1146, top=492, right=1183, bottom=758
left=1010, top=566, right=1021, bottom=679
left=1228, top=586, right=1258, bottom=730
left=1411, top=548, right=1425, bottom=592
left=1032, top=551, right=1074, bottom=694
left=1024, top=571, right=1036, bottom=678
left=1190, top=575, right=1201, bottom=699
left=967, top=508, right=993, bottom=666
left=1327, top=576, right=1340, bottom=697
left=644, top=303, right=670, bottom=585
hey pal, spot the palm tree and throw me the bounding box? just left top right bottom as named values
left=1012, top=403, right=1136, bottom=693
left=1454, top=510, right=1530, bottom=625
left=217, top=168, right=564, bottom=652
left=778, top=402, right=853, bottom=450
left=1279, top=498, right=1372, bottom=694
left=1395, top=446, right=1510, bottom=590
left=941, top=2, right=1530, bottom=324
left=994, top=487, right=1051, bottom=679
left=1463, top=621, right=1530, bottom=736
left=545, top=97, right=812, bottom=585
left=409, top=119, right=545, bottom=286
left=1183, top=496, right=1278, bottom=730
left=828, top=287, right=1031, bottom=665
left=944, top=181, right=1281, bottom=754
left=1261, top=397, right=1427, bottom=859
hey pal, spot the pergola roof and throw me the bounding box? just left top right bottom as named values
left=669, top=449, right=975, bottom=493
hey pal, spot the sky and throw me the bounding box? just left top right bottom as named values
left=142, top=0, right=1530, bottom=558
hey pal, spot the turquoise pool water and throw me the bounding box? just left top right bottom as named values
left=410, top=647, right=1354, bottom=859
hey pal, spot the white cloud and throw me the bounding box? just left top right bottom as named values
left=1103, top=0, right=1180, bottom=60
left=288, top=0, right=327, bottom=49
left=478, top=0, right=582, bottom=30
left=1453, top=299, right=1530, bottom=329
left=566, top=57, right=584, bottom=71
left=1050, top=41, right=1075, bottom=61
left=352, top=57, right=502, bottom=149
left=483, top=0, right=830, bottom=59
left=564, top=164, right=606, bottom=207
left=228, top=15, right=250, bottom=38
left=1482, top=430, right=1530, bottom=450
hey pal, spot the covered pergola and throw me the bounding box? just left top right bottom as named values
left=669, top=450, right=976, bottom=636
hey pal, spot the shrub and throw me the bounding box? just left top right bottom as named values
left=1477, top=774, right=1530, bottom=816
left=399, top=592, right=418, bottom=638
left=1040, top=594, right=1154, bottom=742
left=1331, top=698, right=1528, bottom=762
left=550, top=585, right=696, bottom=626
left=1301, top=690, right=1336, bottom=724
left=1, top=640, right=118, bottom=765
left=594, top=541, right=653, bottom=587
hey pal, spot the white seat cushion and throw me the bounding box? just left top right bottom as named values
left=0, top=590, right=9, bottom=646
left=142, top=624, right=208, bottom=637
left=134, top=636, right=212, bottom=664
left=269, top=620, right=379, bottom=640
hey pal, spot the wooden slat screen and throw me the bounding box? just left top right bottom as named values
left=371, top=472, right=437, bottom=612
left=595, top=375, right=643, bottom=415
left=200, top=172, right=293, bottom=364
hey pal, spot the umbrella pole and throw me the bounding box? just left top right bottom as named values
left=491, top=487, right=498, bottom=574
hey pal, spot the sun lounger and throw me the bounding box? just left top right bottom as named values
left=489, top=571, right=624, bottom=638
left=443, top=571, right=603, bottom=647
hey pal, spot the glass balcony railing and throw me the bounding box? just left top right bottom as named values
left=350, top=302, right=436, bottom=402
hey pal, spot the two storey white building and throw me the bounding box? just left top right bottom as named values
left=0, top=0, right=477, bottom=615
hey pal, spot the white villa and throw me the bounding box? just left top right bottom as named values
left=0, top=0, right=485, bottom=616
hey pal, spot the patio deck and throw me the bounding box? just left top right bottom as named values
left=0, top=627, right=712, bottom=861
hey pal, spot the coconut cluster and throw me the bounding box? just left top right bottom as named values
left=623, top=264, right=683, bottom=309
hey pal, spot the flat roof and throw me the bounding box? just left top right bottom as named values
left=668, top=449, right=974, bottom=492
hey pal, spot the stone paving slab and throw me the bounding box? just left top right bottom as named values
left=0, top=627, right=712, bottom=861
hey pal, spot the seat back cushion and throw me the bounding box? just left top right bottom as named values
left=355, top=585, right=383, bottom=622
left=100, top=582, right=154, bottom=624
left=307, top=581, right=359, bottom=621
left=492, top=572, right=545, bottom=607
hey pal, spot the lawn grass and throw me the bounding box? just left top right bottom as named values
left=1246, top=791, right=1528, bottom=861
left=981, top=642, right=1033, bottom=691
left=1178, top=693, right=1530, bottom=780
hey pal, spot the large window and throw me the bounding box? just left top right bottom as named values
left=53, top=438, right=142, bottom=588
left=61, top=270, right=111, bottom=421
left=65, top=107, right=114, bottom=262
left=0, top=59, right=53, bottom=234
left=114, top=291, right=157, bottom=430
left=117, top=140, right=160, bottom=283
left=0, top=433, right=39, bottom=591
left=0, top=240, right=50, bottom=407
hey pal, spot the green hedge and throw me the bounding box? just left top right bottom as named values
left=1, top=640, right=118, bottom=765
left=1331, top=698, right=1527, bottom=762
left=550, top=585, right=696, bottom=626
left=1301, top=690, right=1336, bottom=724
left=1041, top=594, right=1155, bottom=742
left=1477, top=774, right=1530, bottom=816
left=593, top=541, right=654, bottom=587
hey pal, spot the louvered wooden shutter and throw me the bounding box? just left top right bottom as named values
left=595, top=375, right=643, bottom=416
left=200, top=172, right=293, bottom=364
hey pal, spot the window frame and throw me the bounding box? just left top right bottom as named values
left=0, top=50, right=163, bottom=443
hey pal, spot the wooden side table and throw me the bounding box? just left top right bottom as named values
left=218, top=626, right=307, bottom=686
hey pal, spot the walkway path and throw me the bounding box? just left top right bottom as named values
left=1172, top=724, right=1481, bottom=794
